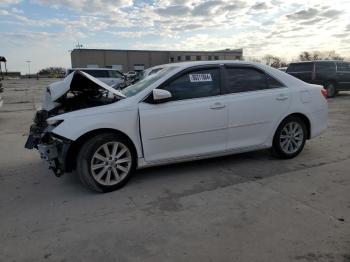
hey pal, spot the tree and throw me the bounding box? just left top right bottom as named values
left=299, top=51, right=312, bottom=61
left=262, top=54, right=287, bottom=68
left=298, top=51, right=344, bottom=61
left=38, top=67, right=66, bottom=77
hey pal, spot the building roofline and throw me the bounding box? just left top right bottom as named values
left=71, top=48, right=243, bottom=53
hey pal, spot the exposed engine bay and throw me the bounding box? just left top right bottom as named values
left=42, top=70, right=125, bottom=113
left=25, top=71, right=126, bottom=175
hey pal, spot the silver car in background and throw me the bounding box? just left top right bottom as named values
left=66, top=68, right=125, bottom=89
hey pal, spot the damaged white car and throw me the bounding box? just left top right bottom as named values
left=25, top=61, right=328, bottom=192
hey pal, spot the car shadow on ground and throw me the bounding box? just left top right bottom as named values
left=55, top=149, right=276, bottom=195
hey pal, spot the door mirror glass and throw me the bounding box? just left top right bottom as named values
left=153, top=89, right=172, bottom=103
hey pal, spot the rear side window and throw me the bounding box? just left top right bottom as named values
left=224, top=67, right=267, bottom=93
left=164, top=68, right=220, bottom=101
left=266, top=75, right=285, bottom=88
left=337, top=62, right=350, bottom=72
left=316, top=62, right=335, bottom=72
left=287, top=63, right=313, bottom=72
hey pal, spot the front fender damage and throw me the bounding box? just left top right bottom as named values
left=25, top=110, right=72, bottom=177
left=25, top=71, right=124, bottom=177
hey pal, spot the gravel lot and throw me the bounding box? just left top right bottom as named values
left=0, top=78, right=349, bottom=262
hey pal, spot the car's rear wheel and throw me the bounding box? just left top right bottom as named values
left=271, top=116, right=307, bottom=159
left=325, top=82, right=336, bottom=98
left=77, top=133, right=136, bottom=192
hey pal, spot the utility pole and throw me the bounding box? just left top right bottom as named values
left=76, top=42, right=83, bottom=49
left=26, top=60, right=31, bottom=78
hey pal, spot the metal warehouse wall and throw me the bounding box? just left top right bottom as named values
left=71, top=48, right=243, bottom=72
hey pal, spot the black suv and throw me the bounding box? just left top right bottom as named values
left=286, top=60, right=350, bottom=97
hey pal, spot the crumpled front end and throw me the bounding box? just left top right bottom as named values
left=24, top=70, right=125, bottom=177
left=25, top=110, right=71, bottom=176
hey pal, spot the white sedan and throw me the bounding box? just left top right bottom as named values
left=25, top=61, right=328, bottom=192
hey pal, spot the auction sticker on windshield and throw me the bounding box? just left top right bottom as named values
left=189, top=74, right=212, bottom=82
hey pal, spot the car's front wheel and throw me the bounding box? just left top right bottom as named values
left=77, top=133, right=136, bottom=192
left=271, top=116, right=307, bottom=159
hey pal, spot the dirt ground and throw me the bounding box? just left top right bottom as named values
left=0, top=78, right=349, bottom=262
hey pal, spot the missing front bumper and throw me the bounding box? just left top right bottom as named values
left=29, top=136, right=71, bottom=177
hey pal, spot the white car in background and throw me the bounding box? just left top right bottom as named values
left=66, top=68, right=125, bottom=89
left=141, top=65, right=164, bottom=79
left=26, top=61, right=328, bottom=192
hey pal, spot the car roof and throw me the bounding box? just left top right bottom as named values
left=289, top=60, right=346, bottom=64
left=157, top=60, right=275, bottom=70
left=68, top=68, right=119, bottom=71
left=149, top=60, right=309, bottom=87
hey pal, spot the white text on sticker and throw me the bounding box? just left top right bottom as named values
left=189, top=74, right=212, bottom=82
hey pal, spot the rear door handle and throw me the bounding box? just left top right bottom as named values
left=210, top=102, right=226, bottom=110
left=276, top=94, right=289, bottom=101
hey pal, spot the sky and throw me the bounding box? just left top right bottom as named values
left=0, top=0, right=349, bottom=74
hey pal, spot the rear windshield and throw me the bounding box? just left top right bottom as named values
left=287, top=63, right=313, bottom=72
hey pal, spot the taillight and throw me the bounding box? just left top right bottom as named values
left=321, top=88, right=328, bottom=99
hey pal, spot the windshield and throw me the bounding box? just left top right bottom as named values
left=121, top=66, right=177, bottom=97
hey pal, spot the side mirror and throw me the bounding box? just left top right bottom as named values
left=153, top=89, right=172, bottom=103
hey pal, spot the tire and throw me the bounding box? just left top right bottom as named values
left=76, top=133, right=136, bottom=192
left=271, top=116, right=307, bottom=159
left=325, top=82, right=336, bottom=98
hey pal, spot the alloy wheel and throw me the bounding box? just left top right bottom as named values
left=279, top=122, right=304, bottom=154
left=90, top=142, right=132, bottom=186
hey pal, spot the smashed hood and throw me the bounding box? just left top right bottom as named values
left=48, top=71, right=125, bottom=101
left=41, top=71, right=125, bottom=111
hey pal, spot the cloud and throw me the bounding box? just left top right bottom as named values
left=286, top=8, right=319, bottom=20
left=0, top=0, right=21, bottom=4
left=11, top=7, right=22, bottom=13
left=299, top=17, right=323, bottom=25
left=33, top=0, right=133, bottom=14
left=192, top=0, right=224, bottom=16
left=332, top=33, right=348, bottom=38
left=2, top=0, right=350, bottom=74
left=251, top=2, right=269, bottom=10
left=321, top=9, right=343, bottom=18
left=155, top=5, right=191, bottom=16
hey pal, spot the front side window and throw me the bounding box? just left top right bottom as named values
left=163, top=68, right=220, bottom=101
left=337, top=62, right=350, bottom=72
left=316, top=62, right=335, bottom=72
left=225, top=67, right=277, bottom=93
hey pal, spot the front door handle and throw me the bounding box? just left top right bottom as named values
left=210, top=102, right=226, bottom=110
left=276, top=94, right=289, bottom=101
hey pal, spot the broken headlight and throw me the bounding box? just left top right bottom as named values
left=46, top=119, right=64, bottom=127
